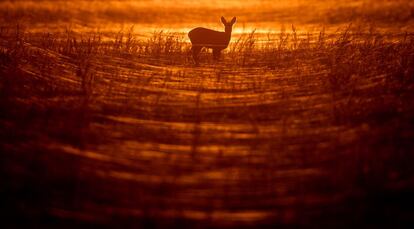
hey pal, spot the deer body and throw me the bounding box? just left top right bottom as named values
left=188, top=17, right=236, bottom=64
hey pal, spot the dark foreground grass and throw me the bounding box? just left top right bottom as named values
left=1, top=24, right=414, bottom=228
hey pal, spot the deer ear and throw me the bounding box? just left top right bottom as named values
left=221, top=16, right=227, bottom=24
left=230, top=17, right=237, bottom=25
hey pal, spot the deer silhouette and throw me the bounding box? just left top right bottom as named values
left=188, top=16, right=236, bottom=65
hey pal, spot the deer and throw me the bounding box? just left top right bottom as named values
left=188, top=16, right=236, bottom=65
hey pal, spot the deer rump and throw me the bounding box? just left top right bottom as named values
left=188, top=27, right=230, bottom=49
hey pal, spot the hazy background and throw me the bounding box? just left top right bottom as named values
left=1, top=0, right=413, bottom=35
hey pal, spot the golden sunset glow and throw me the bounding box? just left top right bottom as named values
left=1, top=0, right=414, bottom=228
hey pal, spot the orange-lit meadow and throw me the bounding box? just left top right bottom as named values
left=1, top=0, right=414, bottom=228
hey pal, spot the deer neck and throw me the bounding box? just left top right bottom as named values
left=224, top=28, right=232, bottom=43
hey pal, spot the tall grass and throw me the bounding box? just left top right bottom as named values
left=1, top=23, right=413, bottom=123
left=1, top=23, right=413, bottom=95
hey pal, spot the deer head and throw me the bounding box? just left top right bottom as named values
left=221, top=16, right=237, bottom=34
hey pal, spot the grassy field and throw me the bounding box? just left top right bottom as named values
left=1, top=1, right=414, bottom=228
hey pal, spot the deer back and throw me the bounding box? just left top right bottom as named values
left=189, top=27, right=231, bottom=48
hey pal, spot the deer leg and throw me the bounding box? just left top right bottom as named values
left=191, top=46, right=202, bottom=65
left=213, top=49, right=221, bottom=61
